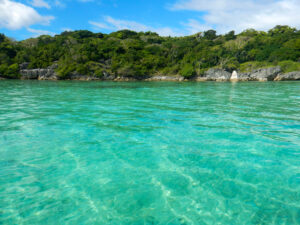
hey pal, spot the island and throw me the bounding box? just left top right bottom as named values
left=0, top=25, right=299, bottom=81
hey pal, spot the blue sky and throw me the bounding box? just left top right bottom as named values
left=1, top=0, right=300, bottom=40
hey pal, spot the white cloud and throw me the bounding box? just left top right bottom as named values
left=171, top=0, right=300, bottom=33
left=52, top=0, right=94, bottom=8
left=89, top=21, right=110, bottom=29
left=104, top=16, right=148, bottom=31
left=89, top=16, right=183, bottom=36
left=0, top=0, right=54, bottom=30
left=30, top=0, right=50, bottom=9
left=54, top=0, right=65, bottom=8
left=27, top=27, right=55, bottom=36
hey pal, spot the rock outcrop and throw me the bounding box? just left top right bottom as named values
left=68, top=73, right=101, bottom=81
left=20, top=64, right=58, bottom=80
left=248, top=66, right=281, bottom=81
left=236, top=66, right=281, bottom=81
left=195, top=67, right=284, bottom=82
left=196, top=69, right=231, bottom=81
left=21, top=68, right=58, bottom=80
left=274, top=71, right=300, bottom=81
left=145, top=75, right=184, bottom=81
left=113, top=76, right=138, bottom=81
left=13, top=63, right=300, bottom=82
left=102, top=71, right=116, bottom=80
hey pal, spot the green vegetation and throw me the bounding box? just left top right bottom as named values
left=0, top=25, right=300, bottom=79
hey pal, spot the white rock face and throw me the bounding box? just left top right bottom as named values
left=231, top=70, right=238, bottom=80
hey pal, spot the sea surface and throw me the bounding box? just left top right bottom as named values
left=0, top=80, right=299, bottom=225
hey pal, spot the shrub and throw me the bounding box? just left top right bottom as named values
left=180, top=64, right=196, bottom=78
left=94, top=69, right=103, bottom=78
left=0, top=63, right=20, bottom=78
left=239, top=61, right=274, bottom=72
left=278, top=60, right=300, bottom=72
left=57, top=64, right=76, bottom=78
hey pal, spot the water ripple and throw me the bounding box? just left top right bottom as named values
left=0, top=81, right=299, bottom=224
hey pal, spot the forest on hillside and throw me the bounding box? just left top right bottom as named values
left=0, top=25, right=300, bottom=79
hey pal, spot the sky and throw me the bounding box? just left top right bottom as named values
left=0, top=0, right=300, bottom=40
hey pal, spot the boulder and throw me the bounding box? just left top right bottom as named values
left=234, top=72, right=251, bottom=81
left=20, top=67, right=58, bottom=80
left=196, top=69, right=231, bottom=81
left=38, top=69, right=58, bottom=80
left=274, top=71, right=300, bottom=81
left=20, top=69, right=39, bottom=79
left=230, top=70, right=238, bottom=81
left=249, top=66, right=281, bottom=81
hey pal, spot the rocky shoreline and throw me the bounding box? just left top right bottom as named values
left=1, top=64, right=300, bottom=81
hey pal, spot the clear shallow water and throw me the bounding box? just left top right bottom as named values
left=0, top=80, right=299, bottom=225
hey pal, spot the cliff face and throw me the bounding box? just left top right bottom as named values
left=237, top=66, right=281, bottom=81
left=195, top=67, right=299, bottom=82
left=20, top=68, right=58, bottom=80
left=274, top=71, right=300, bottom=81
left=20, top=64, right=58, bottom=80
left=196, top=69, right=231, bottom=81
left=14, top=63, right=300, bottom=81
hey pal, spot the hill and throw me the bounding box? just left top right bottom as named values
left=0, top=25, right=299, bottom=79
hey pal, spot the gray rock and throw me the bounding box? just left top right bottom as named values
left=248, top=66, right=281, bottom=81
left=196, top=69, right=231, bottom=81
left=145, top=75, right=184, bottom=81
left=69, top=73, right=101, bottom=81
left=20, top=66, right=58, bottom=80
left=19, top=62, right=29, bottom=70
left=47, top=63, right=58, bottom=70
left=38, top=69, right=58, bottom=80
left=20, top=69, right=39, bottom=79
left=102, top=71, right=115, bottom=80
left=113, top=76, right=137, bottom=81
left=231, top=66, right=281, bottom=81
left=235, top=72, right=252, bottom=81
left=274, top=71, right=300, bottom=81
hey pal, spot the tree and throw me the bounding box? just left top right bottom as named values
left=225, top=31, right=236, bottom=40
left=268, top=25, right=296, bottom=36
left=204, top=30, right=217, bottom=40
left=0, top=34, right=5, bottom=43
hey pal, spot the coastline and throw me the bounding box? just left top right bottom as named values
left=1, top=65, right=299, bottom=82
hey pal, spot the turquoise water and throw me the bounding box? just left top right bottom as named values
left=0, top=81, right=299, bottom=225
